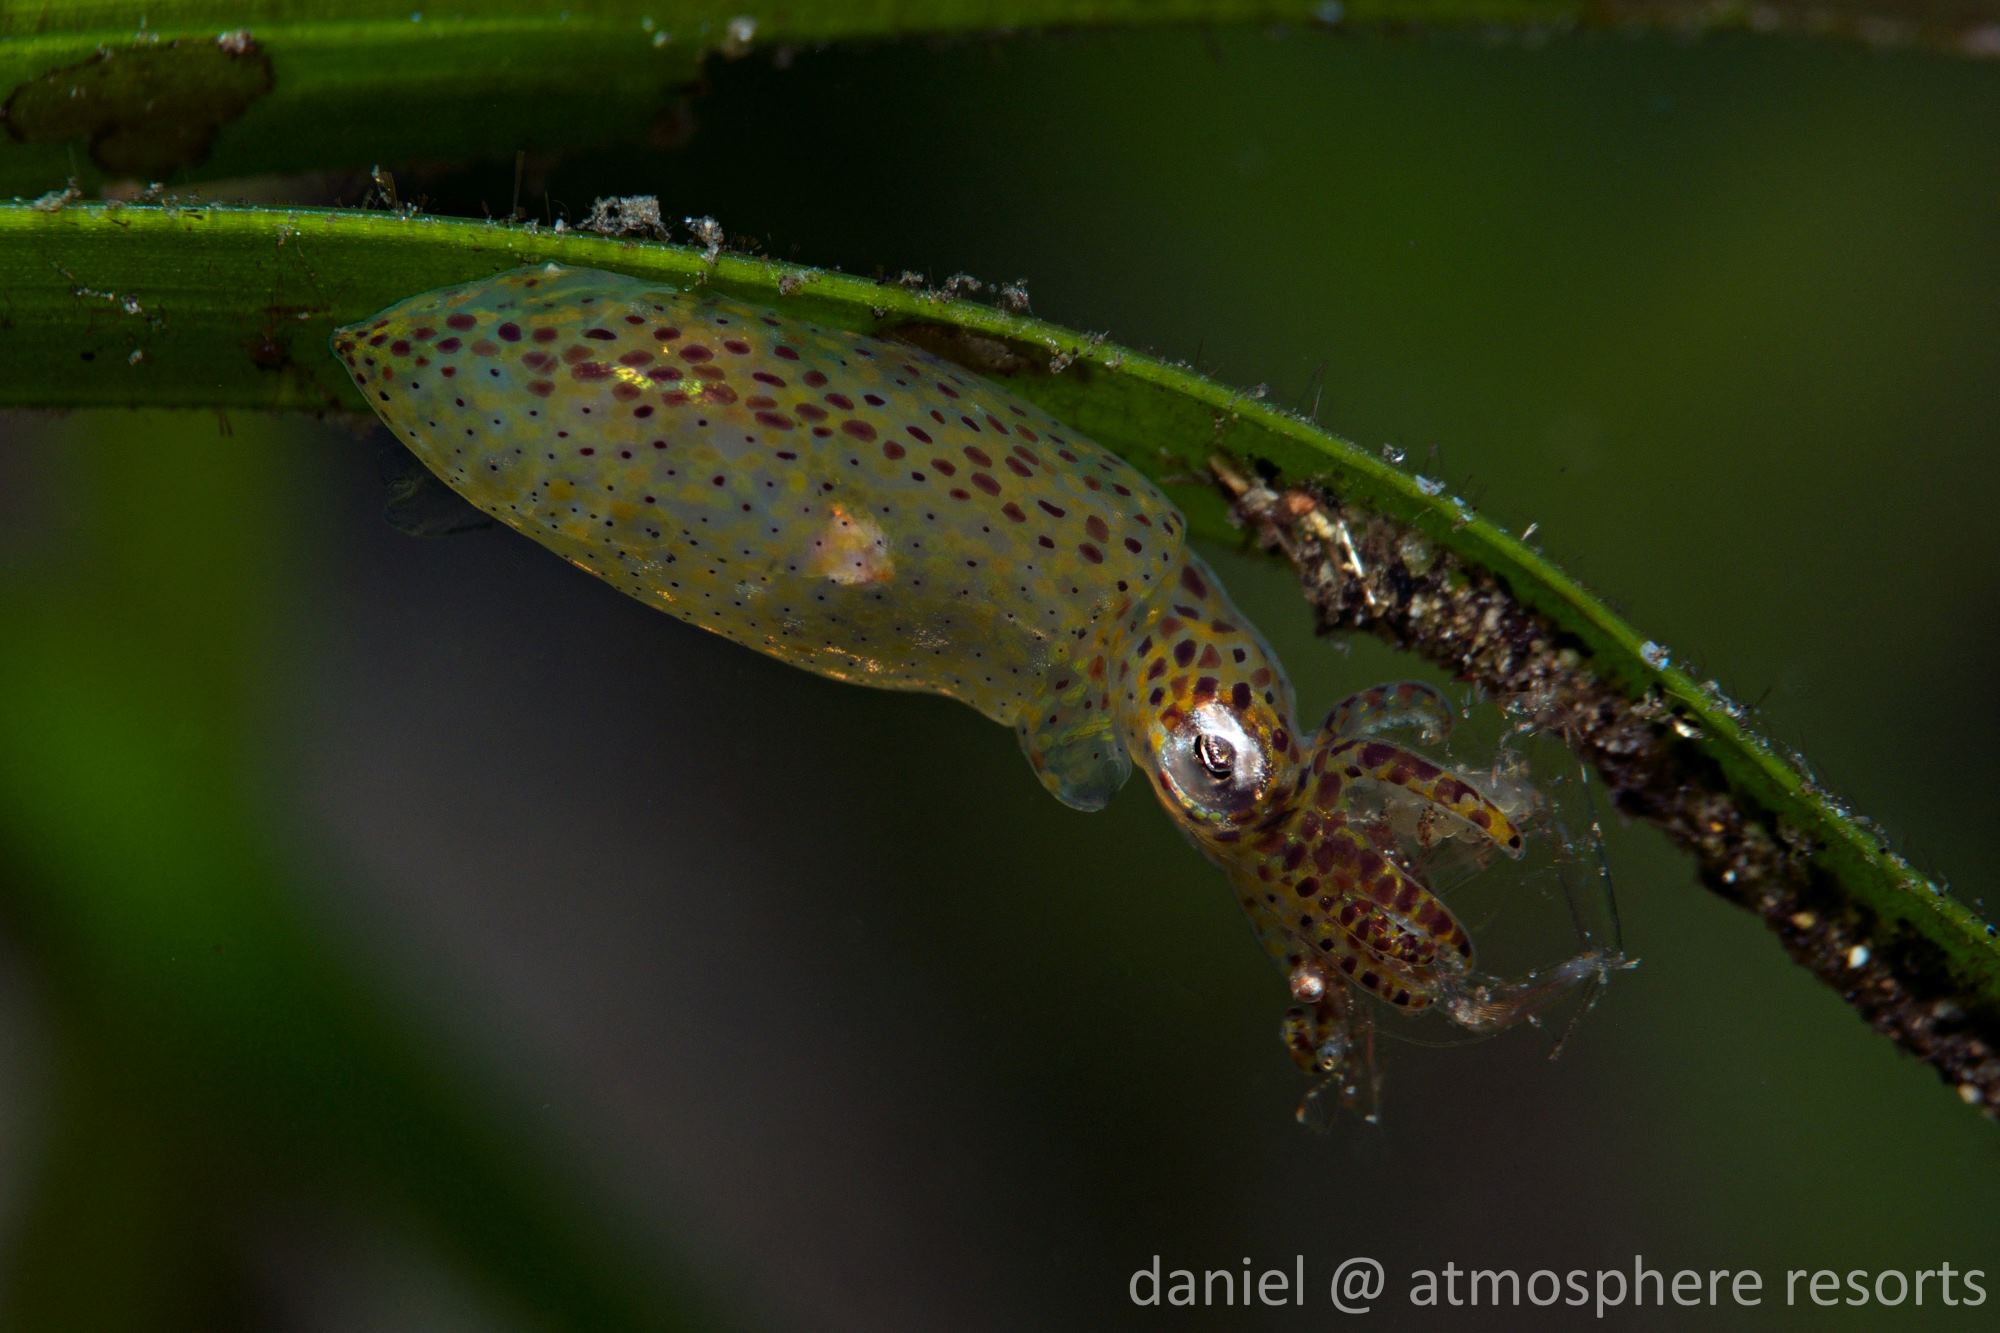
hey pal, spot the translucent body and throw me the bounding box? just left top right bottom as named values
left=335, top=265, right=1619, bottom=1112
left=335, top=264, right=1193, bottom=810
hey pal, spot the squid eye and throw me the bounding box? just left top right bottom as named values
left=1157, top=702, right=1278, bottom=826
left=1194, top=732, right=1236, bottom=781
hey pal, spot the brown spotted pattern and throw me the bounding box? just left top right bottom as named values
left=334, top=265, right=1189, bottom=811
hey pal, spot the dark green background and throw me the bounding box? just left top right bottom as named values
left=2, top=26, right=1995, bottom=1331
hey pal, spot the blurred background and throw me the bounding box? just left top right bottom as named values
left=2, top=24, right=1997, bottom=1332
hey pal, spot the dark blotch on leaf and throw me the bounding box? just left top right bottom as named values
left=884, top=322, right=1053, bottom=379
left=2, top=35, right=274, bottom=176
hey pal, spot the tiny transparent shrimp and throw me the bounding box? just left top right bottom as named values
left=334, top=265, right=1625, bottom=1117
